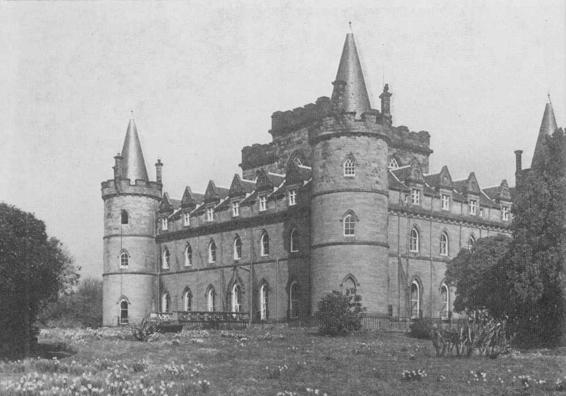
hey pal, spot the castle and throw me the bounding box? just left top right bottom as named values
left=101, top=31, right=551, bottom=326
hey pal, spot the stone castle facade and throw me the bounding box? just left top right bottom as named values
left=102, top=32, right=546, bottom=327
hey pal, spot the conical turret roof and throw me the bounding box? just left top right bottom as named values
left=531, top=102, right=558, bottom=168
left=121, top=119, right=149, bottom=182
left=331, top=33, right=371, bottom=115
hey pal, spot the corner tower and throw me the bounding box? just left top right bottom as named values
left=101, top=118, right=162, bottom=326
left=309, top=33, right=390, bottom=315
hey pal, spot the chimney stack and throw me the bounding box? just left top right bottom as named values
left=514, top=150, right=523, bottom=175
left=155, top=159, right=163, bottom=184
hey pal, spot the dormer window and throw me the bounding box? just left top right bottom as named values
left=183, top=213, right=191, bottom=227
left=288, top=190, right=297, bottom=206
left=411, top=189, right=421, bottom=205
left=388, top=158, right=399, bottom=170
left=161, top=218, right=168, bottom=231
left=343, top=158, right=355, bottom=177
left=441, top=194, right=450, bottom=210
left=469, top=200, right=477, bottom=215
left=232, top=201, right=240, bottom=217
left=259, top=196, right=267, bottom=212
left=206, top=208, right=214, bottom=222
left=502, top=206, right=510, bottom=221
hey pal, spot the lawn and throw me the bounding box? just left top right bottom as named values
left=0, top=326, right=565, bottom=395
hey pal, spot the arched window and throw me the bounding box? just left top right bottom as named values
left=121, top=210, right=129, bottom=225
left=343, top=158, right=355, bottom=177
left=207, top=287, right=215, bottom=312
left=440, top=232, right=449, bottom=256
left=184, top=243, right=192, bottom=267
left=388, top=158, right=399, bottom=169
left=440, top=283, right=450, bottom=320
left=260, top=232, right=270, bottom=256
left=467, top=236, right=476, bottom=250
left=410, top=280, right=420, bottom=319
left=260, top=283, right=269, bottom=321
left=120, top=250, right=129, bottom=268
left=233, top=235, right=242, bottom=260
left=342, top=276, right=357, bottom=296
left=410, top=228, right=420, bottom=253
left=208, top=240, right=216, bottom=264
left=161, top=292, right=170, bottom=313
left=289, top=281, right=299, bottom=319
left=290, top=228, right=299, bottom=252
left=343, top=214, right=355, bottom=236
left=162, top=247, right=170, bottom=269
left=231, top=284, right=241, bottom=313
left=119, top=299, right=128, bottom=324
left=183, top=288, right=192, bottom=312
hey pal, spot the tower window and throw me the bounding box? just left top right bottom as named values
left=232, top=201, right=240, bottom=217
left=290, top=228, right=299, bottom=252
left=259, top=196, right=267, bottom=212
left=162, top=248, right=170, bottom=269
left=343, top=158, right=355, bottom=177
left=184, top=243, right=192, bottom=267
left=440, top=232, right=449, bottom=256
left=343, top=214, right=355, bottom=236
left=410, top=228, right=420, bottom=253
left=121, top=210, right=129, bottom=225
left=411, top=189, right=421, bottom=205
left=469, top=199, right=477, bottom=215
left=288, top=190, right=297, bottom=206
left=233, top=235, right=242, bottom=260
left=183, top=213, right=191, bottom=226
left=120, top=250, right=129, bottom=268
left=260, top=232, right=270, bottom=256
left=119, top=300, right=128, bottom=324
left=441, top=194, right=450, bottom=210
left=161, top=218, right=168, bottom=231
left=502, top=206, right=509, bottom=221
left=206, top=208, right=214, bottom=222
left=208, top=240, right=216, bottom=264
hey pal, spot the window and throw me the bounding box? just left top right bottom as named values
left=467, top=236, right=475, bottom=250
left=161, top=292, right=170, bottom=313
left=231, top=284, right=241, bottom=313
left=184, top=244, right=192, bottom=267
left=290, top=228, right=299, bottom=252
left=410, top=281, right=420, bottom=319
left=342, top=277, right=357, bottom=296
left=440, top=283, right=449, bottom=320
left=469, top=199, right=477, bottom=215
left=288, top=190, right=297, bottom=206
left=502, top=206, right=509, bottom=221
left=183, top=213, right=191, bottom=226
left=410, top=228, right=420, bottom=253
left=121, top=210, right=129, bottom=225
left=207, top=287, right=215, bottom=312
left=441, top=194, right=450, bottom=210
left=233, top=235, right=242, bottom=260
left=119, top=300, right=128, bottom=324
left=161, top=218, right=168, bottom=231
left=289, top=281, right=299, bottom=319
left=411, top=189, right=421, bottom=205
left=388, top=158, right=399, bottom=169
left=260, top=283, right=268, bottom=321
left=259, top=196, right=267, bottom=212
left=260, top=232, right=270, bottom=256
left=162, top=248, right=170, bottom=269
left=232, top=201, right=240, bottom=217
left=206, top=208, right=214, bottom=222
left=343, top=158, right=355, bottom=177
left=343, top=214, right=355, bottom=236
left=208, top=240, right=216, bottom=264
left=479, top=208, right=484, bottom=217
left=439, top=232, right=449, bottom=256
left=183, top=289, right=192, bottom=312
left=120, top=251, right=129, bottom=268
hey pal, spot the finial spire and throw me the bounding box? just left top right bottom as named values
left=349, top=21, right=352, bottom=33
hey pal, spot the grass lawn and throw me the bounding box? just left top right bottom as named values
left=0, top=326, right=565, bottom=395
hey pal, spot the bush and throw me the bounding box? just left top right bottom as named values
left=315, top=290, right=365, bottom=336
left=408, top=318, right=433, bottom=339
left=132, top=317, right=159, bottom=341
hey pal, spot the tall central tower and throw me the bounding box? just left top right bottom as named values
left=101, top=119, right=162, bottom=326
left=309, top=33, right=390, bottom=315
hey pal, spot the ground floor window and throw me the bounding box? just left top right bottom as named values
left=161, top=292, right=170, bottom=313
left=119, top=300, right=128, bottom=324
left=410, top=281, right=420, bottom=319
left=289, top=281, right=299, bottom=319
left=260, top=283, right=268, bottom=321
left=231, top=284, right=241, bottom=313
left=440, top=283, right=450, bottom=320
left=183, top=289, right=192, bottom=312
left=207, top=287, right=215, bottom=312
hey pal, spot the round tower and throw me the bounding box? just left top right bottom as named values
left=101, top=119, right=161, bottom=326
left=309, top=33, right=390, bottom=315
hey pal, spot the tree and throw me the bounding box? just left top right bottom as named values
left=445, top=235, right=511, bottom=316
left=0, top=203, right=79, bottom=357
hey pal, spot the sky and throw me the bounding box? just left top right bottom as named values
left=1, top=0, right=565, bottom=279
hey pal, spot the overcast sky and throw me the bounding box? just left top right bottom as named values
left=1, top=0, right=564, bottom=279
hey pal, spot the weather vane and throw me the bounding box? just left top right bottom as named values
left=349, top=21, right=353, bottom=33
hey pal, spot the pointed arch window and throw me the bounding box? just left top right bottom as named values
left=410, top=280, right=420, bottom=319
left=206, top=287, right=216, bottom=312
left=440, top=232, right=449, bottom=256
left=343, top=213, right=356, bottom=236
left=161, top=218, right=168, bottom=231
left=231, top=284, right=241, bottom=313
left=208, top=240, right=216, bottom=264
left=120, top=250, right=129, bottom=268
left=183, top=288, right=192, bottom=312
left=121, top=210, right=129, bottom=225
left=184, top=243, right=192, bottom=267
left=260, top=231, right=270, bottom=256
left=162, top=247, right=170, bottom=269
left=119, top=299, right=129, bottom=324
left=290, top=228, right=299, bottom=252
left=388, top=158, right=399, bottom=170
left=440, top=283, right=450, bottom=320
left=289, top=281, right=299, bottom=319
left=161, top=292, right=170, bottom=313
left=233, top=235, right=242, bottom=260
left=342, top=276, right=357, bottom=296
left=410, top=228, right=420, bottom=253
left=343, top=158, right=356, bottom=177
left=260, top=283, right=269, bottom=321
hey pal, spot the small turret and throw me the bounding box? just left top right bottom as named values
left=531, top=100, right=558, bottom=168
left=155, top=159, right=163, bottom=184
left=379, top=84, right=392, bottom=126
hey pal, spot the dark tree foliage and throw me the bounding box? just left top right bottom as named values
left=503, top=128, right=566, bottom=347
left=0, top=203, right=79, bottom=357
left=315, top=290, right=365, bottom=336
left=445, top=235, right=511, bottom=316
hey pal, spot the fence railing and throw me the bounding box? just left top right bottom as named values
left=148, top=311, right=250, bottom=329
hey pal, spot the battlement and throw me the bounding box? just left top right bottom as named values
left=270, top=97, right=333, bottom=137
left=101, top=178, right=162, bottom=200
left=389, top=126, right=432, bottom=154
left=240, top=143, right=277, bottom=171
left=308, top=111, right=390, bottom=144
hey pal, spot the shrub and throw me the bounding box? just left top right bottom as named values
left=408, top=318, right=433, bottom=339
left=132, top=317, right=158, bottom=341
left=315, top=290, right=364, bottom=336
